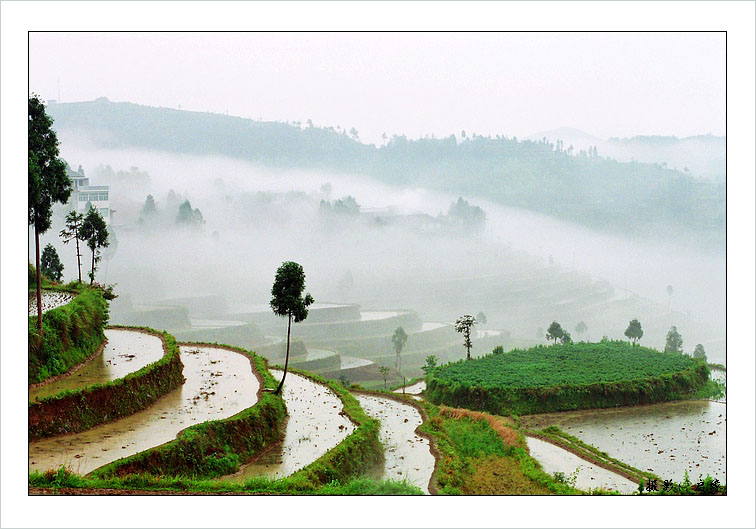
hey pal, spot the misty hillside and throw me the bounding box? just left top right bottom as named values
left=48, top=99, right=724, bottom=249
left=532, top=127, right=725, bottom=180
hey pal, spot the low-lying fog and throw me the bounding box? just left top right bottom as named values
left=31, top=135, right=725, bottom=360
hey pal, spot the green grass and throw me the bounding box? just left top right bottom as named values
left=29, top=467, right=422, bottom=495
left=28, top=283, right=108, bottom=384
left=431, top=341, right=700, bottom=387
left=426, top=341, right=710, bottom=415
left=417, top=403, right=577, bottom=495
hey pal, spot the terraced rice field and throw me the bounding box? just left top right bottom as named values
left=225, top=369, right=355, bottom=481
left=28, top=345, right=259, bottom=475
left=525, top=436, right=637, bottom=493
left=357, top=394, right=434, bottom=493
left=522, top=400, right=726, bottom=482
left=28, top=291, right=75, bottom=316
left=30, top=328, right=165, bottom=401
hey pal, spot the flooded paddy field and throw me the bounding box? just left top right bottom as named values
left=224, top=369, right=355, bottom=481
left=188, top=319, right=247, bottom=330
left=28, top=345, right=259, bottom=475
left=356, top=394, right=435, bottom=494
left=360, top=311, right=403, bottom=321
left=394, top=380, right=426, bottom=397
left=522, top=400, right=725, bottom=482
left=30, top=329, right=165, bottom=401
left=526, top=436, right=637, bottom=493
left=340, top=356, right=373, bottom=369
left=28, top=291, right=76, bottom=316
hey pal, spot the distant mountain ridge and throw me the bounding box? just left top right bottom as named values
left=47, top=99, right=724, bottom=250
left=527, top=127, right=724, bottom=179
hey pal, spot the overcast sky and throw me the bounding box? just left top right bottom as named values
left=29, top=32, right=725, bottom=144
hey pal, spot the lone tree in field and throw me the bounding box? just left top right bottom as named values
left=575, top=321, right=587, bottom=340
left=80, top=207, right=109, bottom=284
left=270, top=261, right=314, bottom=395
left=624, top=319, right=644, bottom=345
left=476, top=311, right=487, bottom=326
left=60, top=210, right=84, bottom=283
left=40, top=244, right=64, bottom=282
left=378, top=365, right=391, bottom=390
left=455, top=314, right=477, bottom=360
left=546, top=321, right=564, bottom=344
left=392, top=326, right=408, bottom=372
left=421, top=354, right=438, bottom=376
left=29, top=95, right=72, bottom=331
left=693, top=344, right=707, bottom=362
left=664, top=326, right=683, bottom=354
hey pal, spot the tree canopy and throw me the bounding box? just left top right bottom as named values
left=624, top=319, right=644, bottom=345
left=664, top=326, right=684, bottom=354
left=29, top=95, right=71, bottom=234
left=391, top=326, right=408, bottom=371
left=80, top=207, right=109, bottom=284
left=270, top=261, right=314, bottom=395
left=40, top=244, right=64, bottom=282
left=455, top=314, right=477, bottom=360
left=546, top=321, right=564, bottom=344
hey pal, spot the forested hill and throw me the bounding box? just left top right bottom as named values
left=48, top=99, right=724, bottom=249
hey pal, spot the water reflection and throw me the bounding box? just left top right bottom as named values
left=29, top=345, right=259, bottom=475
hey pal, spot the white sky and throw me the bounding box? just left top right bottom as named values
left=29, top=31, right=725, bottom=144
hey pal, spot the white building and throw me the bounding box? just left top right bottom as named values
left=66, top=163, right=113, bottom=225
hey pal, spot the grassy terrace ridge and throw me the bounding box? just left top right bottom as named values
left=28, top=326, right=184, bottom=440
left=92, top=344, right=285, bottom=480
left=417, top=404, right=579, bottom=495
left=28, top=282, right=108, bottom=384
left=426, top=341, right=710, bottom=415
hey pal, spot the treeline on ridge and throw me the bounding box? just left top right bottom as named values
left=48, top=100, right=723, bottom=246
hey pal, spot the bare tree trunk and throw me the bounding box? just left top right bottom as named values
left=90, top=248, right=95, bottom=284
left=35, top=226, right=43, bottom=332
left=274, top=312, right=292, bottom=395
left=75, top=228, right=82, bottom=283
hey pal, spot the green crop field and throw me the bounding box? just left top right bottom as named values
left=431, top=342, right=698, bottom=388
left=426, top=341, right=710, bottom=415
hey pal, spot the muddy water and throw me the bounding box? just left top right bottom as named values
left=523, top=401, right=726, bottom=482
left=340, top=356, right=373, bottom=369
left=30, top=329, right=165, bottom=401
left=526, top=436, right=637, bottom=494
left=225, top=369, right=355, bottom=481
left=360, top=311, right=402, bottom=321
left=475, top=329, right=502, bottom=339
left=189, top=319, right=247, bottom=330
left=357, top=394, right=434, bottom=494
left=394, top=381, right=426, bottom=396
left=417, top=322, right=446, bottom=332
left=28, top=345, right=259, bottom=475
left=301, top=348, right=336, bottom=362
left=28, top=291, right=75, bottom=316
